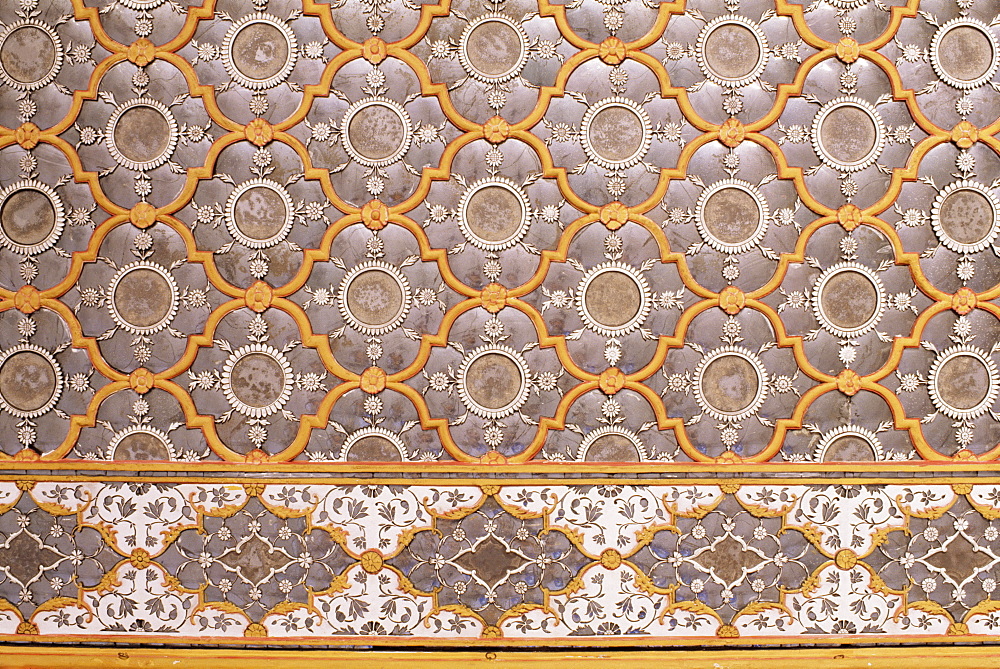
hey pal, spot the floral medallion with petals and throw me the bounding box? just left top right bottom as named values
left=185, top=0, right=332, bottom=122
left=0, top=0, right=96, bottom=129
left=541, top=57, right=688, bottom=203
left=75, top=222, right=217, bottom=373
left=534, top=208, right=687, bottom=377
left=0, top=180, right=64, bottom=257
left=305, top=57, right=454, bottom=207
left=419, top=0, right=565, bottom=122
left=419, top=306, right=565, bottom=460
left=651, top=0, right=803, bottom=123
left=892, top=309, right=1000, bottom=458
left=661, top=307, right=804, bottom=460
left=0, top=306, right=96, bottom=458
left=894, top=2, right=1000, bottom=128
left=75, top=56, right=215, bottom=208
left=186, top=307, right=328, bottom=458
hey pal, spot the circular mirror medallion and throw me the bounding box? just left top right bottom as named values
left=576, top=262, right=651, bottom=337
left=221, top=344, right=294, bottom=418
left=578, top=426, right=646, bottom=462
left=223, top=13, right=298, bottom=90
left=341, top=97, right=412, bottom=167
left=0, top=344, right=62, bottom=419
left=0, top=21, right=62, bottom=91
left=930, top=18, right=999, bottom=90
left=695, top=179, right=769, bottom=253
left=931, top=180, right=1000, bottom=254
left=108, top=262, right=179, bottom=335
left=458, top=14, right=529, bottom=83
left=458, top=178, right=531, bottom=251
left=338, top=261, right=411, bottom=336
left=105, top=98, right=178, bottom=171
left=225, top=179, right=295, bottom=248
left=826, top=0, right=870, bottom=8
left=581, top=97, right=652, bottom=170
left=814, top=425, right=883, bottom=462
left=929, top=345, right=999, bottom=420
left=696, top=15, right=769, bottom=88
left=457, top=345, right=531, bottom=419
left=109, top=426, right=175, bottom=461
left=341, top=427, right=406, bottom=461
left=812, top=97, right=885, bottom=172
left=813, top=262, right=885, bottom=339
left=693, top=346, right=767, bottom=421
left=0, top=180, right=64, bottom=256
left=118, top=0, right=168, bottom=8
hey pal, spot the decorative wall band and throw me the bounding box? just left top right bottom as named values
left=2, top=479, right=1000, bottom=645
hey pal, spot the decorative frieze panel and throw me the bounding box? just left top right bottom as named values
left=2, top=479, right=1000, bottom=644
left=4, top=0, right=1000, bottom=656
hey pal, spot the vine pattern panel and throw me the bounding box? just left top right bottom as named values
left=2, top=479, right=1000, bottom=643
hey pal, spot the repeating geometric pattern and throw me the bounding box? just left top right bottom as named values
left=2, top=0, right=1000, bottom=468
left=3, top=479, right=1000, bottom=643
left=4, top=0, right=1000, bottom=653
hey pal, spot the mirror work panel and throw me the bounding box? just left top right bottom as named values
left=1, top=0, right=1000, bottom=657
left=2, top=477, right=1000, bottom=644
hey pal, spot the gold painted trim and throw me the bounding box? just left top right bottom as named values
left=2, top=645, right=1000, bottom=668
left=4, top=474, right=1000, bottom=485
left=5, top=460, right=1000, bottom=473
